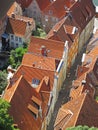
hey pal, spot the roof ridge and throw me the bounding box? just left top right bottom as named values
left=74, top=92, right=88, bottom=125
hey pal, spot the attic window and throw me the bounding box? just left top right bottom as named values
left=32, top=78, right=40, bottom=88
left=31, top=96, right=41, bottom=110
left=49, top=10, right=53, bottom=15
left=28, top=104, right=38, bottom=119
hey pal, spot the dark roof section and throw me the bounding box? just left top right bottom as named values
left=0, top=0, right=15, bottom=19
left=70, top=0, right=95, bottom=31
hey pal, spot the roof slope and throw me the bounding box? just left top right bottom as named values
left=6, top=17, right=27, bottom=36
left=22, top=53, right=56, bottom=71
left=43, top=0, right=76, bottom=18
left=28, top=36, right=64, bottom=59
left=70, top=0, right=95, bottom=30
left=11, top=64, right=54, bottom=91
left=4, top=75, right=50, bottom=130
left=54, top=93, right=98, bottom=130
left=46, top=16, right=79, bottom=48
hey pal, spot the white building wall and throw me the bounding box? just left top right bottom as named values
left=9, top=34, right=24, bottom=48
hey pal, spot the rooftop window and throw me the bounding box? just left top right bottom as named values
left=32, top=78, right=40, bottom=88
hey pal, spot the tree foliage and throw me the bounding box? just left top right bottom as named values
left=66, top=125, right=98, bottom=130
left=32, top=24, right=46, bottom=38
left=0, top=99, right=19, bottom=130
left=8, top=47, right=27, bottom=69
left=0, top=71, right=7, bottom=94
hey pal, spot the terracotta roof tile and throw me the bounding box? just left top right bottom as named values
left=54, top=108, right=73, bottom=129
left=70, top=0, right=95, bottom=30
left=6, top=17, right=27, bottom=37
left=3, top=75, right=50, bottom=130
left=16, top=0, right=51, bottom=10
left=54, top=93, right=98, bottom=130
left=12, top=65, right=54, bottom=91
left=7, top=2, right=17, bottom=17
left=28, top=36, right=65, bottom=59
left=14, top=15, right=35, bottom=23
left=36, top=0, right=51, bottom=11
left=22, top=53, right=56, bottom=71
left=46, top=16, right=79, bottom=48
left=31, top=95, right=42, bottom=106
left=43, top=0, right=76, bottom=18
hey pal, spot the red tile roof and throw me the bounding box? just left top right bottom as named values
left=46, top=16, right=79, bottom=48
left=16, top=0, right=51, bottom=10
left=54, top=93, right=98, bottom=130
left=70, top=0, right=95, bottom=30
left=22, top=53, right=56, bottom=71
left=28, top=36, right=65, bottom=59
left=36, top=0, right=51, bottom=11
left=6, top=17, right=27, bottom=37
left=6, top=16, right=35, bottom=37
left=11, top=64, right=54, bottom=91
left=43, top=0, right=76, bottom=18
left=3, top=75, right=50, bottom=130
left=7, top=2, right=17, bottom=17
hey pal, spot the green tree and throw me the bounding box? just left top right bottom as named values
left=9, top=47, right=27, bottom=69
left=0, top=71, right=7, bottom=94
left=66, top=125, right=98, bottom=130
left=32, top=25, right=46, bottom=38
left=0, top=99, right=19, bottom=130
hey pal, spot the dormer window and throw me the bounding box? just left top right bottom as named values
left=32, top=78, right=40, bottom=88
left=31, top=96, right=41, bottom=110
left=28, top=104, right=38, bottom=119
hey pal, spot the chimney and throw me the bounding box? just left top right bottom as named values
left=40, top=45, right=47, bottom=56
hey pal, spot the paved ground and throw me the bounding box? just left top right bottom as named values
left=47, top=43, right=88, bottom=130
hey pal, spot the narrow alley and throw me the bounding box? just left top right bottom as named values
left=47, top=43, right=88, bottom=130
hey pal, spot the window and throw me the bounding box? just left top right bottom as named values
left=49, top=10, right=53, bottom=15
left=15, top=36, right=18, bottom=41
left=16, top=43, right=18, bottom=47
left=28, top=104, right=38, bottom=119
left=33, top=6, right=36, bottom=9
left=19, top=37, right=22, bottom=42
left=31, top=96, right=41, bottom=110
left=11, top=42, right=14, bottom=44
left=33, top=11, right=36, bottom=15
left=11, top=35, right=14, bottom=40
left=45, top=15, right=48, bottom=21
left=32, top=78, right=40, bottom=88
